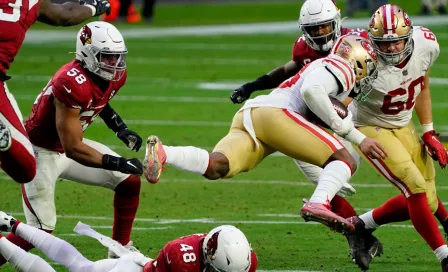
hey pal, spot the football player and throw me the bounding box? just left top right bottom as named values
left=0, top=21, right=144, bottom=266
left=336, top=5, right=448, bottom=271
left=230, top=0, right=368, bottom=220
left=0, top=0, right=111, bottom=184
left=144, top=34, right=386, bottom=234
left=0, top=212, right=257, bottom=272
left=230, top=0, right=384, bottom=258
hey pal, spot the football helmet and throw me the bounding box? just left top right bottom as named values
left=368, top=4, right=413, bottom=65
left=331, top=34, right=378, bottom=101
left=298, top=0, right=342, bottom=52
left=75, top=21, right=127, bottom=81
left=202, top=225, right=252, bottom=272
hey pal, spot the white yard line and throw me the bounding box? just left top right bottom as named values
left=24, top=16, right=448, bottom=43
left=5, top=212, right=443, bottom=230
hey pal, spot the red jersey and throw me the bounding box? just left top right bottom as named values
left=291, top=27, right=369, bottom=68
left=24, top=60, right=126, bottom=152
left=144, top=233, right=258, bottom=272
left=0, top=0, right=40, bottom=75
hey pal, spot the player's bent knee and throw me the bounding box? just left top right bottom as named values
left=204, top=153, right=229, bottom=180
left=14, top=160, right=36, bottom=184
left=115, top=175, right=141, bottom=197
left=327, top=149, right=358, bottom=174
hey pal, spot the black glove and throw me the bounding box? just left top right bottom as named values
left=80, top=0, right=111, bottom=16
left=116, top=129, right=142, bottom=152
left=230, top=75, right=274, bottom=104
left=230, top=86, right=253, bottom=104
left=102, top=154, right=143, bottom=175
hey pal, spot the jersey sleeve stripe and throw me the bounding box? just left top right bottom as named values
left=323, top=59, right=350, bottom=90
left=332, top=36, right=344, bottom=55
left=331, top=57, right=355, bottom=86
left=283, top=109, right=344, bottom=152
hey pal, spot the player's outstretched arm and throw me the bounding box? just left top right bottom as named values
left=54, top=98, right=143, bottom=175
left=230, top=60, right=300, bottom=104
left=100, top=103, right=143, bottom=152
left=37, top=0, right=110, bottom=26
left=416, top=70, right=448, bottom=168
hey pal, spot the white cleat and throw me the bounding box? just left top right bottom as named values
left=108, top=240, right=140, bottom=259
left=0, top=120, right=11, bottom=152
left=0, top=211, right=16, bottom=232
left=143, top=135, right=166, bottom=184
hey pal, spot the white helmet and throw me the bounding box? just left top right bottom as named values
left=202, top=225, right=252, bottom=272
left=298, top=0, right=342, bottom=52
left=75, top=21, right=127, bottom=81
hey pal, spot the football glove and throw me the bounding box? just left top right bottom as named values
left=79, top=0, right=111, bottom=16
left=102, top=155, right=143, bottom=175
left=230, top=86, right=252, bottom=104
left=422, top=130, right=448, bottom=169
left=337, top=182, right=357, bottom=198
left=116, top=129, right=142, bottom=152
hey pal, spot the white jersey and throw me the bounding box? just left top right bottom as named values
left=350, top=26, right=440, bottom=128
left=241, top=54, right=356, bottom=114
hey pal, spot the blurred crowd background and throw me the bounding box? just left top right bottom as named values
left=85, top=0, right=448, bottom=25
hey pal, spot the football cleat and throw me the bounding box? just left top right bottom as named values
left=0, top=211, right=16, bottom=232
left=0, top=120, right=11, bottom=152
left=300, top=201, right=355, bottom=234
left=143, top=135, right=166, bottom=184
left=346, top=216, right=383, bottom=271
left=442, top=257, right=448, bottom=272
left=441, top=218, right=448, bottom=240
left=108, top=240, right=140, bottom=259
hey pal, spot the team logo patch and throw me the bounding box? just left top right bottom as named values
left=403, top=11, right=411, bottom=26
left=205, top=230, right=221, bottom=260
left=361, top=40, right=377, bottom=60
left=80, top=25, right=92, bottom=45
left=369, top=16, right=375, bottom=29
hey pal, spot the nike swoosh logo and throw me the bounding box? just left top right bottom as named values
left=166, top=253, right=171, bottom=264
left=63, top=85, right=71, bottom=93
left=127, top=161, right=137, bottom=168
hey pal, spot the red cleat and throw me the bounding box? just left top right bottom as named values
left=300, top=201, right=355, bottom=234
left=143, top=136, right=166, bottom=184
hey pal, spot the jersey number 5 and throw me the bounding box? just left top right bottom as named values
left=0, top=0, right=22, bottom=22
left=67, top=68, right=87, bottom=84
left=381, top=76, right=424, bottom=115
left=180, top=244, right=196, bottom=263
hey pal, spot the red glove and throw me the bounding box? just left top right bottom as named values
left=422, top=130, right=448, bottom=169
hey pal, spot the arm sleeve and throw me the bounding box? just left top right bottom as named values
left=300, top=67, right=350, bottom=134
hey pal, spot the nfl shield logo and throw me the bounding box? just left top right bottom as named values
left=403, top=70, right=408, bottom=76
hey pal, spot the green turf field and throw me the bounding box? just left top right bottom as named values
left=2, top=1, right=448, bottom=271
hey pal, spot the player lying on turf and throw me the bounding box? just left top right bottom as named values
left=340, top=5, right=448, bottom=271
left=0, top=0, right=111, bottom=185
left=0, top=212, right=257, bottom=272
left=1, top=21, right=145, bottom=263
left=143, top=34, right=386, bottom=235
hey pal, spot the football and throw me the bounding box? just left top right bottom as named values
left=307, top=97, right=349, bottom=129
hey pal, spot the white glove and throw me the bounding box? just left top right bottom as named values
left=336, top=182, right=357, bottom=198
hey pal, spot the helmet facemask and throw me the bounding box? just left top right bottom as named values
left=354, top=59, right=378, bottom=102
left=301, top=17, right=341, bottom=52
left=369, top=30, right=413, bottom=66
left=83, top=45, right=127, bottom=81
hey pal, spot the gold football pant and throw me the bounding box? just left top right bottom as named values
left=357, top=123, right=437, bottom=212
left=213, top=107, right=344, bottom=178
